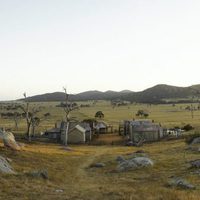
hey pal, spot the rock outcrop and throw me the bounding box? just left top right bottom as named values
left=0, top=156, right=16, bottom=174
left=0, top=130, right=21, bottom=151
left=116, top=155, right=153, bottom=172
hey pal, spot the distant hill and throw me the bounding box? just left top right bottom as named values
left=121, top=84, right=200, bottom=103
left=20, top=84, right=200, bottom=103
left=22, top=90, right=133, bottom=102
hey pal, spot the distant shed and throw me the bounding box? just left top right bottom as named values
left=67, top=125, right=86, bottom=144
left=94, top=121, right=108, bottom=134
left=45, top=121, right=92, bottom=144
left=45, top=128, right=61, bottom=141
left=79, top=122, right=92, bottom=142
left=124, top=120, right=163, bottom=143
left=130, top=120, right=163, bottom=142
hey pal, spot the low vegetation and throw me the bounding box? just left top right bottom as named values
left=0, top=140, right=200, bottom=200
left=1, top=100, right=200, bottom=199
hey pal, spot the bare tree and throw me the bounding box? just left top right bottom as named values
left=19, top=93, right=39, bottom=141
left=191, top=104, right=194, bottom=119
left=31, top=113, right=50, bottom=136
left=13, top=112, right=22, bottom=130
left=63, top=87, right=70, bottom=122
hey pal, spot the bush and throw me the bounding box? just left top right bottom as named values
left=182, top=124, right=193, bottom=131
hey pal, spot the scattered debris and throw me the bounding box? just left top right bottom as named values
left=167, top=177, right=195, bottom=190
left=0, top=155, right=16, bottom=174
left=90, top=163, right=105, bottom=168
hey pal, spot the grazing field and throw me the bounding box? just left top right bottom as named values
left=0, top=140, right=200, bottom=200
left=1, top=100, right=200, bottom=134
left=0, top=101, right=200, bottom=200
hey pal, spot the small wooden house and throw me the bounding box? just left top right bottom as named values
left=45, top=121, right=92, bottom=145
left=67, top=125, right=86, bottom=144
left=44, top=128, right=61, bottom=141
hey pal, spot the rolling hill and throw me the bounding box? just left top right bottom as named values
left=20, top=84, right=200, bottom=103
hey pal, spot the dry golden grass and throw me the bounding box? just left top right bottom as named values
left=2, top=100, right=200, bottom=134
left=0, top=101, right=200, bottom=199
left=0, top=139, right=200, bottom=200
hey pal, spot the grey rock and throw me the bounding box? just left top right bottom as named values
left=190, top=170, right=200, bottom=175
left=116, top=156, right=126, bottom=163
left=55, top=189, right=64, bottom=193
left=131, top=157, right=153, bottom=166
left=168, top=177, right=195, bottom=190
left=190, top=159, right=200, bottom=168
left=130, top=153, right=148, bottom=158
left=191, top=137, right=200, bottom=145
left=0, top=130, right=21, bottom=151
left=186, top=146, right=200, bottom=152
left=26, top=170, right=48, bottom=179
left=6, top=157, right=12, bottom=163
left=0, top=155, right=16, bottom=174
left=125, top=141, right=134, bottom=146
left=90, top=163, right=105, bottom=168
left=117, top=157, right=153, bottom=172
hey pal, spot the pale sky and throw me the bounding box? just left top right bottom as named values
left=1, top=0, right=200, bottom=100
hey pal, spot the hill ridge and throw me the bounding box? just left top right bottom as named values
left=19, top=84, right=200, bottom=103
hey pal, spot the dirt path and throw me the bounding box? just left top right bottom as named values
left=76, top=146, right=108, bottom=179
left=73, top=147, right=109, bottom=191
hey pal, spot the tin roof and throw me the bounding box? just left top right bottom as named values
left=45, top=128, right=60, bottom=134
left=130, top=120, right=161, bottom=132
left=75, top=125, right=86, bottom=133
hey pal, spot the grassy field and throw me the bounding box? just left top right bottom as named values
left=1, top=100, right=200, bottom=133
left=0, top=140, right=200, bottom=200
left=0, top=101, right=200, bottom=200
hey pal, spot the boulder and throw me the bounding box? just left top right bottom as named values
left=125, top=141, right=134, bottom=146
left=190, top=160, right=200, bottom=168
left=0, top=130, right=21, bottom=151
left=90, top=163, right=105, bottom=168
left=117, top=157, right=153, bottom=172
left=0, top=155, right=16, bottom=174
left=25, top=170, right=48, bottom=179
left=186, top=146, right=200, bottom=152
left=116, top=156, right=126, bottom=163
left=191, top=137, right=200, bottom=145
left=167, top=177, right=195, bottom=190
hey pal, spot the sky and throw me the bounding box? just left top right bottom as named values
left=1, top=0, right=200, bottom=100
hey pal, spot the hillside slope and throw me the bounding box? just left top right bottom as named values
left=20, top=84, right=200, bottom=103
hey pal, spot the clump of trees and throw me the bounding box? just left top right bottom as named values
left=95, top=111, right=104, bottom=119
left=11, top=93, right=51, bottom=141
left=182, top=124, right=194, bottom=131
left=135, top=110, right=149, bottom=118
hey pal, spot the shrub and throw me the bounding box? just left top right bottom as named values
left=182, top=124, right=193, bottom=131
